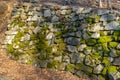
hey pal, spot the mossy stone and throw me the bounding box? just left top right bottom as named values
left=86, top=17, right=94, bottom=23
left=86, top=39, right=97, bottom=46
left=113, top=30, right=120, bottom=41
left=109, top=42, right=118, bottom=48
left=108, top=66, right=117, bottom=73
left=94, top=15, right=100, bottom=22
left=7, top=44, right=14, bottom=53
left=101, top=43, right=110, bottom=54
left=31, top=21, right=38, bottom=27
left=66, top=64, right=75, bottom=72
left=98, top=36, right=112, bottom=43
left=116, top=50, right=120, bottom=56
left=102, top=57, right=110, bottom=66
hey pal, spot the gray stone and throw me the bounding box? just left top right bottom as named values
left=91, top=32, right=100, bottom=39
left=105, top=21, right=120, bottom=30
left=39, top=61, right=47, bottom=68
left=110, top=49, right=118, bottom=57
left=27, top=16, right=32, bottom=22
left=44, top=10, right=51, bottom=17
left=100, top=14, right=116, bottom=21
left=5, top=31, right=18, bottom=35
left=108, top=72, right=120, bottom=80
left=63, top=55, right=70, bottom=63
left=76, top=7, right=84, bottom=14
left=31, top=15, right=38, bottom=21
left=67, top=45, right=78, bottom=53
left=54, top=56, right=62, bottom=62
left=113, top=57, right=120, bottom=66
left=97, top=9, right=109, bottom=15
left=69, top=53, right=79, bottom=63
left=33, top=26, right=41, bottom=34
left=24, top=34, right=30, bottom=41
left=93, top=64, right=104, bottom=74
left=6, top=35, right=15, bottom=44
left=117, top=44, right=120, bottom=50
left=28, top=11, right=34, bottom=16
left=61, top=6, right=69, bottom=10
left=88, top=23, right=103, bottom=32
left=51, top=15, right=59, bottom=22
left=85, top=55, right=96, bottom=66
left=46, top=33, right=55, bottom=40
left=82, top=8, right=92, bottom=13
left=78, top=44, right=87, bottom=51
left=76, top=31, right=82, bottom=38
left=66, top=37, right=80, bottom=46
left=61, top=10, right=67, bottom=15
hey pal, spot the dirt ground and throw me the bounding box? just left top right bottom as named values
left=0, top=0, right=120, bottom=80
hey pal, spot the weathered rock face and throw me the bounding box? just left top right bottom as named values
left=3, top=2, right=120, bottom=80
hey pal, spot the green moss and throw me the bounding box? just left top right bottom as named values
left=86, top=17, right=94, bottom=23
left=18, top=22, right=26, bottom=27
left=80, top=39, right=86, bottom=44
left=108, top=66, right=117, bottom=73
left=7, top=44, right=14, bottom=53
left=94, top=15, right=100, bottom=22
left=56, top=22, right=63, bottom=28
left=86, top=39, right=97, bottom=46
left=98, top=36, right=112, bottom=43
left=101, top=43, right=110, bottom=54
left=66, top=64, right=75, bottom=72
left=116, top=50, right=120, bottom=56
left=86, top=31, right=92, bottom=36
left=47, top=60, right=61, bottom=69
left=31, top=22, right=38, bottom=27
left=109, top=42, right=118, bottom=48
left=113, top=30, right=120, bottom=41
left=102, top=57, right=110, bottom=66
left=102, top=67, right=108, bottom=75
left=100, top=31, right=107, bottom=36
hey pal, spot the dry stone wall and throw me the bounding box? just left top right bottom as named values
left=3, top=2, right=120, bottom=80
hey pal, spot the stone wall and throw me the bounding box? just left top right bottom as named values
left=3, top=2, right=120, bottom=80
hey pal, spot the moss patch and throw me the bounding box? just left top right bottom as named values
left=98, top=36, right=112, bottom=43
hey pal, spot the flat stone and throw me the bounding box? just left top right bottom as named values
left=76, top=7, right=84, bottom=14
left=44, top=10, right=51, bottom=17
left=66, top=37, right=80, bottom=46
left=25, top=34, right=30, bottom=41
left=100, top=14, right=116, bottom=21
left=31, top=15, right=38, bottom=21
left=97, top=9, right=109, bottom=15
left=67, top=45, right=78, bottom=53
left=108, top=72, right=120, bottom=80
left=91, top=32, right=100, bottom=39
left=117, top=44, right=120, bottom=50
left=5, top=31, right=18, bottom=35
left=113, top=57, right=120, bottom=66
left=33, top=26, right=41, bottom=34
left=82, top=8, right=92, bottom=13
left=46, top=33, right=55, bottom=40
left=93, top=64, right=104, bottom=74
left=75, top=31, right=82, bottom=38
left=51, top=15, right=59, bottom=22
left=39, top=61, right=47, bottom=68
left=6, top=35, right=15, bottom=44
left=105, top=21, right=120, bottom=30
left=78, top=44, right=87, bottom=51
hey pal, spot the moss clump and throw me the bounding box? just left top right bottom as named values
left=100, top=31, right=107, bottom=36
left=66, top=64, right=75, bottom=72
left=109, top=42, right=118, bottom=48
left=102, top=57, right=110, bottom=66
left=31, top=22, right=38, bottom=27
left=98, top=36, right=112, bottom=43
left=86, top=39, right=97, bottom=46
left=116, top=50, right=120, bottom=56
left=86, top=17, right=94, bottom=23
left=18, top=22, right=26, bottom=27
left=108, top=66, right=117, bottom=73
left=94, top=15, right=100, bottom=22
left=7, top=44, right=14, bottom=53
left=101, top=43, right=110, bottom=54
left=113, top=30, right=120, bottom=41
left=47, top=60, right=61, bottom=69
